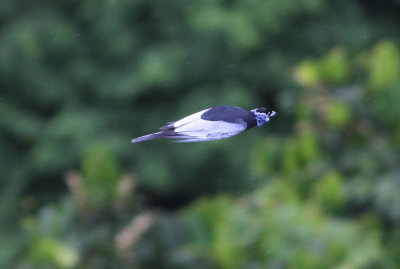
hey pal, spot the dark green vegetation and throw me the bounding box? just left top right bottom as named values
left=1, top=0, right=400, bottom=268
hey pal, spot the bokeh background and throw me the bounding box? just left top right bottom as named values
left=1, top=0, right=400, bottom=268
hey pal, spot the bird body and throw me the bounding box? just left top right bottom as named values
left=131, top=106, right=276, bottom=143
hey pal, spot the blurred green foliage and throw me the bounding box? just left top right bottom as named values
left=81, top=146, right=121, bottom=208
left=181, top=182, right=385, bottom=268
left=1, top=0, right=400, bottom=268
left=367, top=41, right=399, bottom=90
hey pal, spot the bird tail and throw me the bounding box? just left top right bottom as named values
left=131, top=131, right=165, bottom=143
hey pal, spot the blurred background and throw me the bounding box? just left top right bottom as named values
left=1, top=0, right=400, bottom=268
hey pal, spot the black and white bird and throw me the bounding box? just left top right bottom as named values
left=131, top=106, right=277, bottom=143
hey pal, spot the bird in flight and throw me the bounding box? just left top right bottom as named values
left=131, top=106, right=277, bottom=143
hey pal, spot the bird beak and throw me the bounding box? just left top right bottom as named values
left=269, top=111, right=277, bottom=117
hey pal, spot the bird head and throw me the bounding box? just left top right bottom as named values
left=251, top=107, right=277, bottom=127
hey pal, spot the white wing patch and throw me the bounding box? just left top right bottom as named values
left=173, top=108, right=211, bottom=129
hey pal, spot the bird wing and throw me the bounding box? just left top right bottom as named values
left=172, top=109, right=211, bottom=128
left=159, top=109, right=211, bottom=130
left=173, top=115, right=247, bottom=142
